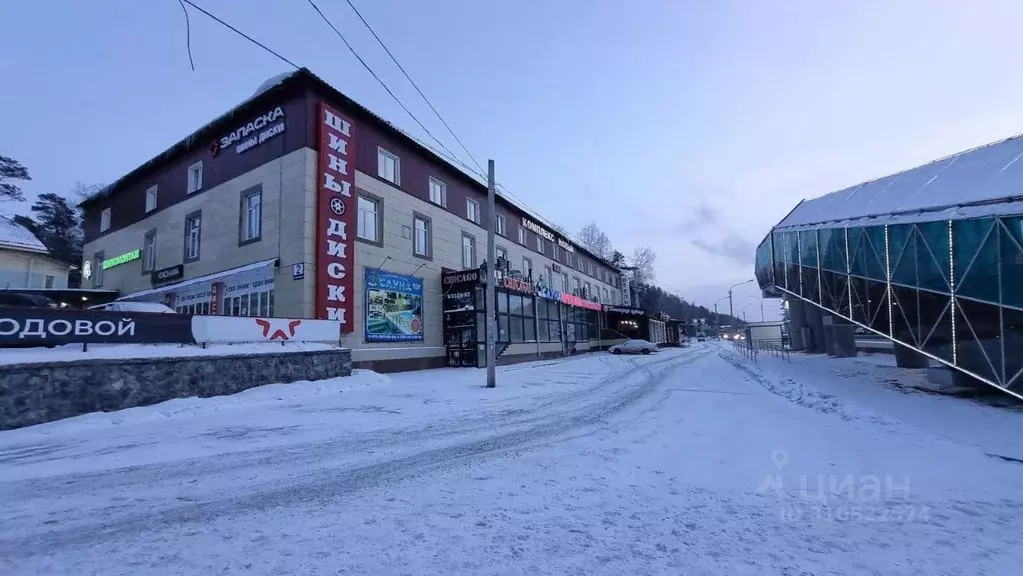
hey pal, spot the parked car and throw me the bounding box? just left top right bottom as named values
left=609, top=339, right=659, bottom=355
left=0, top=292, right=57, bottom=309
left=88, top=302, right=177, bottom=314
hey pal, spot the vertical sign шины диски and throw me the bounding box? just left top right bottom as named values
left=316, top=103, right=357, bottom=331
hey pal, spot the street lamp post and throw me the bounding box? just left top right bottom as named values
left=728, top=279, right=755, bottom=327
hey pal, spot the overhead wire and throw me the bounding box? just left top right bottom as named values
left=338, top=0, right=606, bottom=259
left=176, top=0, right=195, bottom=71
left=178, top=0, right=300, bottom=69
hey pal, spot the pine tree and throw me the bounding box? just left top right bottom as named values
left=1, top=155, right=31, bottom=202
left=23, top=193, right=84, bottom=287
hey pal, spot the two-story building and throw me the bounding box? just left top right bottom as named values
left=80, top=68, right=626, bottom=370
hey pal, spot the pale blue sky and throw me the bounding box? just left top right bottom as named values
left=4, top=0, right=1023, bottom=317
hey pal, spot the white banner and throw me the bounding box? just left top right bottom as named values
left=191, top=316, right=340, bottom=344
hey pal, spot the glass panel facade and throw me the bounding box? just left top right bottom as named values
left=756, top=214, right=1023, bottom=393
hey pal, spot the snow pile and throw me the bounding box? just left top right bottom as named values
left=0, top=341, right=341, bottom=365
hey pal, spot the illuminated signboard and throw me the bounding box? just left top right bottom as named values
left=102, top=249, right=141, bottom=270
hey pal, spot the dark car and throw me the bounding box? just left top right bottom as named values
left=0, top=292, right=58, bottom=309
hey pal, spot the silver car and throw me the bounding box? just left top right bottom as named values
left=609, top=339, right=658, bottom=355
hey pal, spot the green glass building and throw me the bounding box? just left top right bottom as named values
left=755, top=135, right=1023, bottom=397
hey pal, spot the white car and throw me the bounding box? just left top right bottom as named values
left=88, top=302, right=177, bottom=314
left=609, top=339, right=659, bottom=355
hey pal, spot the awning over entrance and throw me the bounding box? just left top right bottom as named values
left=117, top=258, right=278, bottom=301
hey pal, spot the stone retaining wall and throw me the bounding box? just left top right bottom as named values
left=0, top=349, right=352, bottom=430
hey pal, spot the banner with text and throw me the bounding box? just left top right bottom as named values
left=364, top=268, right=424, bottom=342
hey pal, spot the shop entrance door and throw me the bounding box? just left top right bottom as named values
left=442, top=275, right=482, bottom=367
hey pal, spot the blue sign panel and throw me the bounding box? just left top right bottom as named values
left=364, top=267, right=425, bottom=342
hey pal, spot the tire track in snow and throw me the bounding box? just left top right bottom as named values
left=0, top=349, right=709, bottom=556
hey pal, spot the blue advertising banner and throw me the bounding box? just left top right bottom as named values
left=364, top=267, right=425, bottom=342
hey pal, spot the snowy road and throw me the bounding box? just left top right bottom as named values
left=2, top=342, right=1023, bottom=575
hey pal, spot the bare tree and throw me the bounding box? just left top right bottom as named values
left=578, top=221, right=613, bottom=260
left=629, top=246, right=657, bottom=285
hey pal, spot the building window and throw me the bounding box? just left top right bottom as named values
left=543, top=266, right=553, bottom=285
left=93, top=251, right=104, bottom=288
left=429, top=177, right=446, bottom=207
left=224, top=289, right=274, bottom=318
left=142, top=229, right=157, bottom=272
left=145, top=185, right=158, bottom=213
left=522, top=256, right=532, bottom=279
left=185, top=212, right=202, bottom=262
left=496, top=245, right=508, bottom=266
left=495, top=213, right=506, bottom=236
left=562, top=273, right=569, bottom=293
left=44, top=275, right=54, bottom=289
left=466, top=198, right=480, bottom=224
left=537, top=298, right=561, bottom=343
left=552, top=243, right=559, bottom=261
left=584, top=282, right=592, bottom=299
left=573, top=277, right=581, bottom=295
left=240, top=186, right=262, bottom=244
left=565, top=307, right=598, bottom=342
left=378, top=148, right=400, bottom=185
left=413, top=213, right=432, bottom=258
left=536, top=235, right=545, bottom=254
left=462, top=233, right=477, bottom=268
left=588, top=263, right=594, bottom=276
left=187, top=161, right=203, bottom=194
left=100, top=208, right=111, bottom=233
left=357, top=194, right=381, bottom=243
left=495, top=289, right=537, bottom=344
left=518, top=225, right=526, bottom=245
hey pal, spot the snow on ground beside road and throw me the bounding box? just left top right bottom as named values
left=2, top=343, right=1023, bottom=575
left=726, top=345, right=1023, bottom=462
left=0, top=341, right=341, bottom=365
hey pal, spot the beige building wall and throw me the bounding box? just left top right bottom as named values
left=81, top=148, right=318, bottom=316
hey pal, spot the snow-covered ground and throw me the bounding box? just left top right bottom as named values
left=2, top=342, right=1023, bottom=575
left=0, top=342, right=341, bottom=365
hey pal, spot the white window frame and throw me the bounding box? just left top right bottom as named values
left=414, top=215, right=431, bottom=257
left=428, top=176, right=446, bottom=207
left=186, top=214, right=201, bottom=261
left=143, top=230, right=157, bottom=272
left=145, top=185, right=158, bottom=213
left=536, top=235, right=544, bottom=254
left=462, top=234, right=477, bottom=268
left=496, top=245, right=508, bottom=262
left=377, top=147, right=400, bottom=185
left=243, top=188, right=262, bottom=242
left=523, top=257, right=533, bottom=278
left=552, top=243, right=559, bottom=261
left=518, top=226, right=526, bottom=245
left=357, top=195, right=380, bottom=242
left=466, top=198, right=480, bottom=224
left=187, top=161, right=203, bottom=194
left=100, top=208, right=111, bottom=232
left=495, top=213, right=506, bottom=236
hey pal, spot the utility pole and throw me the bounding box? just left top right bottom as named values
left=728, top=279, right=755, bottom=329
left=760, top=298, right=765, bottom=322
left=485, top=159, right=497, bottom=388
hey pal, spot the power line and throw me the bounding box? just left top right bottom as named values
left=178, top=0, right=299, bottom=69
left=304, top=0, right=471, bottom=178
left=176, top=0, right=195, bottom=71
left=341, top=0, right=486, bottom=177
left=335, top=2, right=606, bottom=261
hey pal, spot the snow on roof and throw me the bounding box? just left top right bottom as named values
left=776, top=134, right=1023, bottom=229
left=0, top=217, right=48, bottom=253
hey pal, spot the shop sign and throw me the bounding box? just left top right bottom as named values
left=535, top=283, right=562, bottom=302
left=102, top=249, right=141, bottom=270
left=364, top=268, right=424, bottom=342
left=216, top=106, right=286, bottom=155
left=557, top=238, right=575, bottom=253
left=0, top=308, right=195, bottom=346
left=603, top=305, right=644, bottom=315
left=315, top=102, right=356, bottom=332
left=521, top=217, right=555, bottom=242
left=210, top=282, right=222, bottom=315
left=503, top=277, right=534, bottom=293
left=443, top=269, right=479, bottom=285
left=443, top=290, right=475, bottom=313
left=562, top=293, right=602, bottom=311
left=151, top=264, right=184, bottom=285
left=82, top=260, right=92, bottom=280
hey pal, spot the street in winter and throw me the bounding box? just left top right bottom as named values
left=3, top=342, right=1022, bottom=575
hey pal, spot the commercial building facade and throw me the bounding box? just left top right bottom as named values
left=81, top=69, right=627, bottom=370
